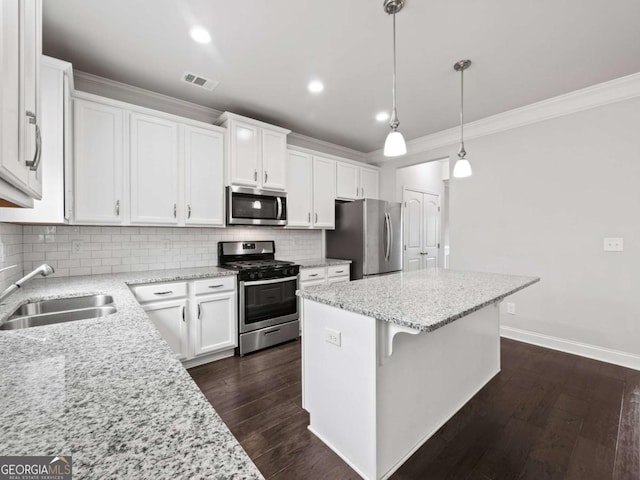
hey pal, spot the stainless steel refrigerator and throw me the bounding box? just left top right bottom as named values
left=326, top=199, right=402, bottom=280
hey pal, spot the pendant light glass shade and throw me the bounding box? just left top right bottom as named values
left=384, top=130, right=407, bottom=157
left=453, top=158, right=472, bottom=178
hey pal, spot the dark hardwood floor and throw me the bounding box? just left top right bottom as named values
left=188, top=338, right=640, bottom=480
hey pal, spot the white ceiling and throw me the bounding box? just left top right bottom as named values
left=43, top=0, right=640, bottom=153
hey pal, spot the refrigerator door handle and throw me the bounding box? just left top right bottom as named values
left=384, top=212, right=391, bottom=262
left=388, top=212, right=394, bottom=260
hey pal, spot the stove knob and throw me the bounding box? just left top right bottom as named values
left=249, top=272, right=257, bottom=280
left=258, top=272, right=263, bottom=279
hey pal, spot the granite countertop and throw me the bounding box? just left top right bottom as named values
left=0, top=267, right=263, bottom=480
left=295, top=258, right=352, bottom=269
left=297, top=268, right=539, bottom=332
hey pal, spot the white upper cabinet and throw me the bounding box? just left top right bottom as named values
left=184, top=125, right=225, bottom=226
left=286, top=150, right=313, bottom=227
left=130, top=113, right=179, bottom=225
left=312, top=156, right=336, bottom=229
left=336, top=162, right=359, bottom=200
left=261, top=129, right=287, bottom=190
left=335, top=162, right=380, bottom=201
left=360, top=167, right=380, bottom=200
left=73, top=99, right=125, bottom=224
left=0, top=0, right=42, bottom=203
left=216, top=112, right=290, bottom=191
left=229, top=121, right=260, bottom=187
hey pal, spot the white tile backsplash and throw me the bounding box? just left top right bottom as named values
left=0, top=223, right=24, bottom=290
left=20, top=225, right=323, bottom=278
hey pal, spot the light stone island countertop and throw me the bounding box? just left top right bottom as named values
left=296, top=268, right=540, bottom=332
left=295, top=258, right=352, bottom=269
left=0, top=267, right=264, bottom=480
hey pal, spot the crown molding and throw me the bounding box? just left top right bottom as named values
left=73, top=70, right=224, bottom=123
left=287, top=132, right=369, bottom=163
left=72, top=70, right=369, bottom=161
left=367, top=71, right=640, bottom=164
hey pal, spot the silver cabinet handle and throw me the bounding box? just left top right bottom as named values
left=254, top=169, right=258, bottom=182
left=25, top=111, right=42, bottom=171
left=173, top=203, right=177, bottom=218
left=182, top=305, right=186, bottom=322
left=264, top=171, right=268, bottom=183
left=187, top=205, right=191, bottom=219
left=208, top=284, right=224, bottom=289
left=308, top=212, right=311, bottom=223
left=115, top=200, right=120, bottom=216
left=308, top=274, right=319, bottom=277
left=153, top=291, right=173, bottom=296
left=335, top=270, right=344, bottom=274
left=420, top=252, right=429, bottom=256
left=362, top=187, right=365, bottom=198
left=315, top=213, right=318, bottom=223
left=197, top=304, right=201, bottom=319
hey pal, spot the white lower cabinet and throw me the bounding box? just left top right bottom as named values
left=299, top=264, right=350, bottom=335
left=142, top=299, right=189, bottom=361
left=193, top=291, right=237, bottom=356
left=132, top=277, right=238, bottom=366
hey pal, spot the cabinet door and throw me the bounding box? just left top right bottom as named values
left=184, top=126, right=224, bottom=226
left=336, top=162, right=359, bottom=200
left=144, top=299, right=188, bottom=361
left=0, top=0, right=30, bottom=195
left=261, top=129, right=287, bottom=191
left=327, top=276, right=350, bottom=286
left=230, top=121, right=260, bottom=187
left=73, top=100, right=124, bottom=224
left=21, top=0, right=42, bottom=198
left=130, top=113, right=179, bottom=224
left=193, top=292, right=237, bottom=356
left=312, top=156, right=336, bottom=229
left=360, top=167, right=379, bottom=200
left=286, top=150, right=313, bottom=227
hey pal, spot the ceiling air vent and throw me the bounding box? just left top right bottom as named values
left=182, top=72, right=219, bottom=91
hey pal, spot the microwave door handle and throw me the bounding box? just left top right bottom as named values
left=276, top=196, right=283, bottom=220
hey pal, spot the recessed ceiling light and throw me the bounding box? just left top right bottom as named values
left=190, top=26, right=211, bottom=44
left=376, top=112, right=390, bottom=122
left=308, top=80, right=324, bottom=93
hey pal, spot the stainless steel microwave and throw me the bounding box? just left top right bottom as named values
left=227, top=186, right=287, bottom=226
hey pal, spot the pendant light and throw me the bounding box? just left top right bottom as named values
left=453, top=59, right=472, bottom=178
left=383, top=0, right=407, bottom=157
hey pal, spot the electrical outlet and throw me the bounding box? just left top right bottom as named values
left=603, top=237, right=623, bottom=252
left=325, top=327, right=341, bottom=347
left=72, top=240, right=83, bottom=253
left=506, top=302, right=516, bottom=315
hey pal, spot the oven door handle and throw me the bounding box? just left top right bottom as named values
left=242, top=276, right=298, bottom=287
left=276, top=196, right=283, bottom=220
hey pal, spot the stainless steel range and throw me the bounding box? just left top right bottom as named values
left=218, top=241, right=300, bottom=356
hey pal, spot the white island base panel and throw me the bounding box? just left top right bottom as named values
left=302, top=299, right=501, bottom=480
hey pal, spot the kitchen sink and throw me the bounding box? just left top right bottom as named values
left=0, top=295, right=117, bottom=330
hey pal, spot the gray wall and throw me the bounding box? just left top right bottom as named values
left=379, top=96, right=640, bottom=357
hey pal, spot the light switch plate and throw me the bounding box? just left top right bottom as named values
left=603, top=237, right=624, bottom=252
left=72, top=240, right=83, bottom=253
left=506, top=302, right=516, bottom=315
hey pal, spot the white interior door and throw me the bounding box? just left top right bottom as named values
left=403, top=188, right=440, bottom=271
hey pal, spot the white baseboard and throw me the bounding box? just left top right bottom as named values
left=500, top=326, right=640, bottom=371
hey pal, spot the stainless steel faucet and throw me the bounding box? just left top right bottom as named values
left=0, top=264, right=55, bottom=304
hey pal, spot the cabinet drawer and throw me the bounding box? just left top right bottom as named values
left=327, top=264, right=350, bottom=278
left=299, top=267, right=326, bottom=282
left=300, top=279, right=327, bottom=289
left=131, top=281, right=187, bottom=303
left=194, top=276, right=236, bottom=295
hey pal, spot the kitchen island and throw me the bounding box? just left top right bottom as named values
left=297, top=268, right=539, bottom=480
